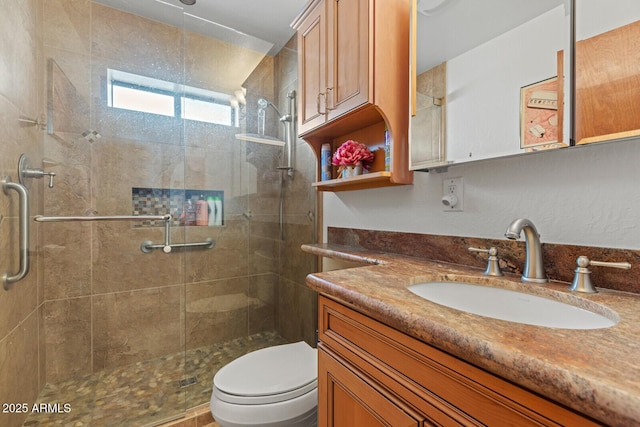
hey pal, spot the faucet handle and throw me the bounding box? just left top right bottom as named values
left=18, top=154, right=56, bottom=188
left=468, top=247, right=503, bottom=277
left=569, top=256, right=631, bottom=293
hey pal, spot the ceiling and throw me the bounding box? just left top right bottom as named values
left=93, top=0, right=566, bottom=71
left=93, top=0, right=308, bottom=54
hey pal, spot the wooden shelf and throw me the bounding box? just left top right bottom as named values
left=312, top=171, right=400, bottom=192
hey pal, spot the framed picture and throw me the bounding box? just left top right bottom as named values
left=520, top=77, right=561, bottom=150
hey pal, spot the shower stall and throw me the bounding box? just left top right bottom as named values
left=0, top=1, right=317, bottom=426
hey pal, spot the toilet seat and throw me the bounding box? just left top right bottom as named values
left=213, top=341, right=318, bottom=405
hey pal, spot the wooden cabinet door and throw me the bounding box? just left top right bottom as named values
left=319, top=347, right=422, bottom=427
left=326, top=0, right=370, bottom=121
left=298, top=1, right=328, bottom=134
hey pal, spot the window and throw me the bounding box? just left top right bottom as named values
left=107, top=69, right=239, bottom=126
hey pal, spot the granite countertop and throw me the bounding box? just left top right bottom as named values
left=302, top=243, right=640, bottom=426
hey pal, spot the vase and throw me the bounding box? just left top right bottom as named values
left=341, top=162, right=363, bottom=178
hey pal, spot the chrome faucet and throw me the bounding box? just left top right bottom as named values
left=504, top=218, right=548, bottom=283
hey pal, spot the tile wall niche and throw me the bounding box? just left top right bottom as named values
left=132, top=187, right=225, bottom=227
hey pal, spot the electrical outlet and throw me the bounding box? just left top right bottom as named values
left=442, top=177, right=463, bottom=211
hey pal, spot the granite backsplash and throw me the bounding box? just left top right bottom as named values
left=327, top=227, right=640, bottom=294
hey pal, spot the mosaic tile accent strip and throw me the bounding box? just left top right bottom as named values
left=132, top=188, right=224, bottom=227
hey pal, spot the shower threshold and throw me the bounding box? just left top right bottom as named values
left=23, top=331, right=289, bottom=427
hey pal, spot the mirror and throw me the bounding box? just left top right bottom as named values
left=410, top=0, right=571, bottom=170
left=575, top=0, right=640, bottom=145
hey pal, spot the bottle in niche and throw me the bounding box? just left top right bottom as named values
left=206, top=196, right=216, bottom=226
left=213, top=196, right=223, bottom=226
left=182, top=197, right=196, bottom=226
left=196, top=194, right=208, bottom=226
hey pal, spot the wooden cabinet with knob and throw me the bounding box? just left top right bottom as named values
left=317, top=295, right=601, bottom=426
left=292, top=0, right=413, bottom=191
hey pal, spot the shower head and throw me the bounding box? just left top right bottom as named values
left=258, top=98, right=283, bottom=117
left=179, top=0, right=196, bottom=5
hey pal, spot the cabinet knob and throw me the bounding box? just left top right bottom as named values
left=569, top=256, right=631, bottom=293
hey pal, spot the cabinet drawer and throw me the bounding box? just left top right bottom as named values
left=318, top=295, right=600, bottom=426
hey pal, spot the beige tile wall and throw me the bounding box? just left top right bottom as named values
left=0, top=1, right=45, bottom=426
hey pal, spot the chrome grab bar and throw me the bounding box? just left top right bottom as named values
left=34, top=214, right=171, bottom=222
left=2, top=177, right=30, bottom=290
left=140, top=218, right=215, bottom=253
left=140, top=238, right=215, bottom=253
left=33, top=213, right=215, bottom=254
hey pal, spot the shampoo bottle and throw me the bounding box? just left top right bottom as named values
left=207, top=196, right=216, bottom=226
left=213, top=196, right=223, bottom=226
left=196, top=194, right=208, bottom=226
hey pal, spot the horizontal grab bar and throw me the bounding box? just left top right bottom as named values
left=34, top=214, right=172, bottom=222
left=140, top=238, right=215, bottom=253
left=141, top=218, right=214, bottom=253
left=33, top=213, right=214, bottom=254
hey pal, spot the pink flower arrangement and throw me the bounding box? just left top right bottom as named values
left=331, top=140, right=374, bottom=171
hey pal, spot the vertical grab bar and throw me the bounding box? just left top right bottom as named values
left=2, top=177, right=30, bottom=290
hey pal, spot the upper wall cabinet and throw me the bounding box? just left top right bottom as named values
left=296, top=0, right=369, bottom=134
left=292, top=0, right=413, bottom=191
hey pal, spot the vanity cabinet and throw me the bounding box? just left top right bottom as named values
left=292, top=0, right=413, bottom=191
left=317, top=295, right=600, bottom=426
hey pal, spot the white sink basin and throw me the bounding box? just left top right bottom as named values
left=408, top=282, right=617, bottom=329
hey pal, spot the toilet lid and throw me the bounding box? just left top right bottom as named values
left=213, top=341, right=317, bottom=404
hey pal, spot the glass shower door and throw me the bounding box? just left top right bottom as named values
left=180, top=13, right=293, bottom=409
left=37, top=1, right=189, bottom=425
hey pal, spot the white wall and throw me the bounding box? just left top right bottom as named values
left=324, top=137, right=640, bottom=250
left=323, top=1, right=640, bottom=251
left=446, top=6, right=566, bottom=162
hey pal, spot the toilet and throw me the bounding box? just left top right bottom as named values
left=210, top=341, right=318, bottom=427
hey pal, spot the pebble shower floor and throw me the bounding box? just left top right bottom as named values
left=23, top=331, right=288, bottom=427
